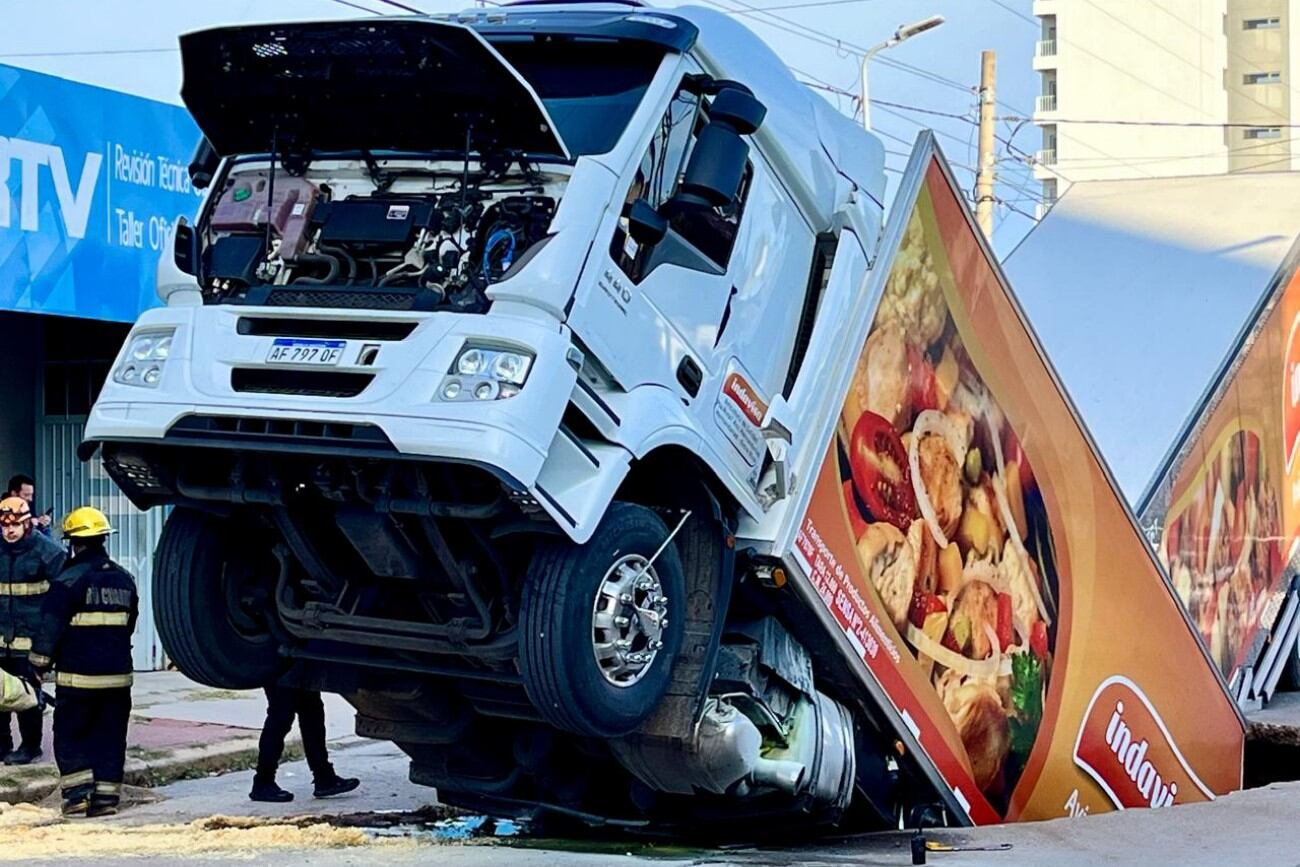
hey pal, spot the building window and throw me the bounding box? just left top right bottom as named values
left=1243, top=17, right=1281, bottom=29
left=1243, top=71, right=1281, bottom=84
left=1244, top=127, right=1283, bottom=139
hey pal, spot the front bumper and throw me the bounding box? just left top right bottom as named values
left=85, top=305, right=578, bottom=494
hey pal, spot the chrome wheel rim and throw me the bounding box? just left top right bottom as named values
left=591, top=554, right=668, bottom=687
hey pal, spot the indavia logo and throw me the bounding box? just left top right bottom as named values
left=1072, top=675, right=1215, bottom=810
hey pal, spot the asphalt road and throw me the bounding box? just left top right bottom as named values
left=22, top=738, right=1300, bottom=866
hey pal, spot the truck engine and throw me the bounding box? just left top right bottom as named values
left=197, top=162, right=559, bottom=313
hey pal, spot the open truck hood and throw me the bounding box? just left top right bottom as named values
left=179, top=18, right=571, bottom=159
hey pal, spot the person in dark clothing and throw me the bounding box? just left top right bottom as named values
left=29, top=506, right=136, bottom=818
left=250, top=679, right=360, bottom=802
left=8, top=475, right=52, bottom=536
left=0, top=495, right=65, bottom=765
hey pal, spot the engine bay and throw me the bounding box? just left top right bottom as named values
left=196, top=158, right=560, bottom=312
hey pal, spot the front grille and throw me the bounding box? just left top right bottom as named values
left=264, top=288, right=427, bottom=310
left=237, top=316, right=417, bottom=341
left=166, top=415, right=395, bottom=451
left=231, top=367, right=373, bottom=397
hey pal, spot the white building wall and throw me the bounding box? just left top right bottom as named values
left=1033, top=0, right=1230, bottom=189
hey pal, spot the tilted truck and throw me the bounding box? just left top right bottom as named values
left=81, top=1, right=1246, bottom=832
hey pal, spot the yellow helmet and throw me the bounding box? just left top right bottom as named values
left=62, top=507, right=114, bottom=539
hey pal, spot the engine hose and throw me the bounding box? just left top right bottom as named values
left=316, top=243, right=357, bottom=283
left=482, top=228, right=516, bottom=279
left=291, top=252, right=340, bottom=285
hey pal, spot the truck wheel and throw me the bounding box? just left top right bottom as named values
left=154, top=508, right=281, bottom=689
left=520, top=502, right=686, bottom=738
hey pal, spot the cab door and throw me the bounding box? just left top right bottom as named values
left=567, top=77, right=739, bottom=396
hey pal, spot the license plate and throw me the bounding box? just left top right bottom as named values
left=266, top=338, right=345, bottom=366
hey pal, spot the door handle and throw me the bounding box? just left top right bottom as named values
left=757, top=397, right=796, bottom=510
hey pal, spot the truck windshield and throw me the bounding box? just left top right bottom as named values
left=491, top=38, right=666, bottom=157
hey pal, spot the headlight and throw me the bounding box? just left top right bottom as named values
left=113, top=329, right=175, bottom=389
left=439, top=343, right=535, bottom=402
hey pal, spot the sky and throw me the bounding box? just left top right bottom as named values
left=0, top=0, right=1044, bottom=254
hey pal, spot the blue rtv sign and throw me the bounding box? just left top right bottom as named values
left=0, top=64, right=201, bottom=322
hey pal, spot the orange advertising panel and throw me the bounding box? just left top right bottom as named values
left=1143, top=269, right=1300, bottom=679
left=1284, top=272, right=1300, bottom=568
left=790, top=146, right=1243, bottom=825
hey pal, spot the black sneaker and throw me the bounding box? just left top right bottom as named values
left=61, top=798, right=89, bottom=817
left=313, top=775, right=360, bottom=798
left=87, top=799, right=119, bottom=818
left=248, top=780, right=294, bottom=803
left=3, top=745, right=41, bottom=765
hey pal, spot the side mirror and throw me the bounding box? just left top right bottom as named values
left=671, top=87, right=767, bottom=210
left=627, top=199, right=668, bottom=247
left=188, top=137, right=219, bottom=191
left=173, top=218, right=199, bottom=276
left=709, top=88, right=766, bottom=136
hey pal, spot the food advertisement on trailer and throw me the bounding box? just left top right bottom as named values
left=790, top=142, right=1243, bottom=824
left=1142, top=264, right=1295, bottom=680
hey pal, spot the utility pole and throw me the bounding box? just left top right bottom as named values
left=975, top=50, right=997, bottom=238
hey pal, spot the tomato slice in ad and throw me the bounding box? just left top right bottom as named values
left=850, top=411, right=918, bottom=531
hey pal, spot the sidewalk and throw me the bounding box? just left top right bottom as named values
left=0, top=671, right=362, bottom=804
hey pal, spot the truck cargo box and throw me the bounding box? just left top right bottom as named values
left=748, top=134, right=1245, bottom=824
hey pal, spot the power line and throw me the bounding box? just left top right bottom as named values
left=983, top=0, right=1034, bottom=26
left=1040, top=134, right=1300, bottom=166
left=872, top=103, right=1049, bottom=204
left=870, top=100, right=1053, bottom=199
left=732, top=0, right=882, bottom=12
left=369, top=0, right=426, bottom=12
left=1000, top=115, right=1300, bottom=130
left=699, top=0, right=976, bottom=97
left=0, top=47, right=177, bottom=58
left=330, top=0, right=385, bottom=13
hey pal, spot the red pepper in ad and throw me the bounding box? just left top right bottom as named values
left=996, top=592, right=1014, bottom=651
left=907, top=344, right=939, bottom=415
left=1029, top=620, right=1049, bottom=659
left=1003, top=425, right=1036, bottom=491
left=850, top=411, right=918, bottom=531
left=909, top=589, right=948, bottom=629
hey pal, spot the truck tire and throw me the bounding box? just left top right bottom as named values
left=154, top=508, right=281, bottom=689
left=519, top=502, right=687, bottom=738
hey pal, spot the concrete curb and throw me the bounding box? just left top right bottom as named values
left=0, top=733, right=367, bottom=804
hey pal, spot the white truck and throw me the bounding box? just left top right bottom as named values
left=82, top=0, right=947, bottom=832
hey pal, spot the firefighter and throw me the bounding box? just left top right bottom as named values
left=0, top=496, right=64, bottom=765
left=29, top=507, right=136, bottom=818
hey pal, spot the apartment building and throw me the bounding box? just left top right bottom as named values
left=1032, top=0, right=1297, bottom=213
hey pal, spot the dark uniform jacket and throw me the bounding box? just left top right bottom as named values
left=0, top=532, right=65, bottom=656
left=30, top=548, right=137, bottom=688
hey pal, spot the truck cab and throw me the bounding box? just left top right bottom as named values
left=83, top=2, right=891, bottom=830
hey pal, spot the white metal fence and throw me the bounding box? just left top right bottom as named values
left=38, top=418, right=167, bottom=670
